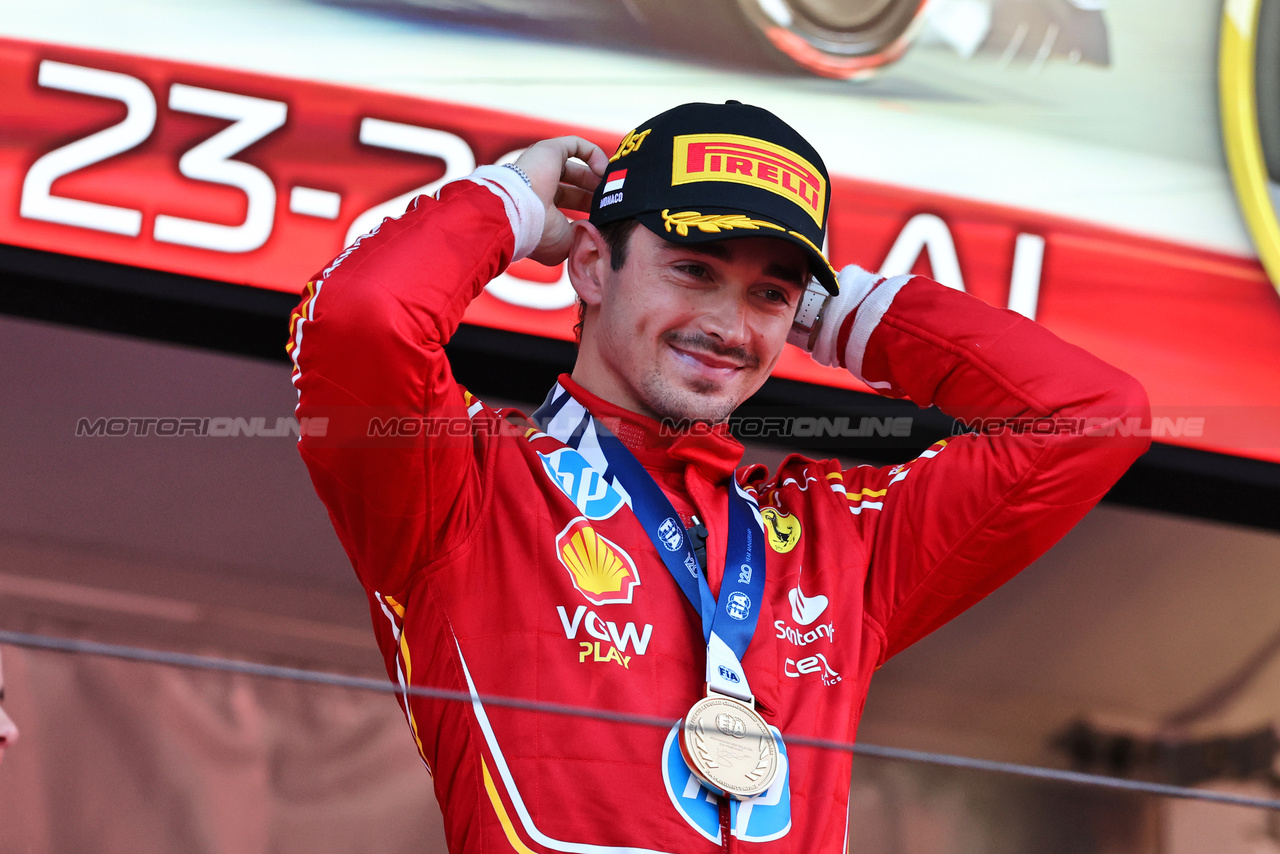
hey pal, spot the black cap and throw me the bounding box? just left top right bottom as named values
left=589, top=101, right=839, bottom=294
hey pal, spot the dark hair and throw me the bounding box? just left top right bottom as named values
left=599, top=217, right=640, bottom=272
left=574, top=218, right=641, bottom=344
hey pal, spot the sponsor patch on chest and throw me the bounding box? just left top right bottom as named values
left=538, top=447, right=626, bottom=520
left=555, top=516, right=640, bottom=605
left=557, top=604, right=653, bottom=670
left=761, top=507, right=801, bottom=553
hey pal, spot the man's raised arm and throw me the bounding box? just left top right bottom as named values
left=287, top=138, right=606, bottom=598
left=809, top=267, right=1151, bottom=661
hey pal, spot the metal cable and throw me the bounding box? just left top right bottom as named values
left=3, top=629, right=1279, bottom=812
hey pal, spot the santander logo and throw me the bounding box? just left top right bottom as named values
left=788, top=584, right=829, bottom=626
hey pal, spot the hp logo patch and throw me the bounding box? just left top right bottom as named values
left=717, top=665, right=741, bottom=684
left=661, top=724, right=792, bottom=843
left=725, top=592, right=751, bottom=621
left=537, top=448, right=626, bottom=520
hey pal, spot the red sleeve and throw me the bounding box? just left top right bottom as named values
left=848, top=276, right=1151, bottom=661
left=287, top=180, right=516, bottom=599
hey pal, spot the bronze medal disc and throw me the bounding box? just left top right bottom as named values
left=677, top=694, right=779, bottom=799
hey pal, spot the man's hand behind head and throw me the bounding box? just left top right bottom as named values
left=515, top=136, right=609, bottom=266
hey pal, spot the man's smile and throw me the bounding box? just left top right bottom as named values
left=662, top=332, right=758, bottom=381
left=668, top=343, right=746, bottom=376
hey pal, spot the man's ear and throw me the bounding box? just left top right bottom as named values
left=567, top=220, right=609, bottom=308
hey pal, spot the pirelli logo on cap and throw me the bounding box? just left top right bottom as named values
left=671, top=134, right=826, bottom=227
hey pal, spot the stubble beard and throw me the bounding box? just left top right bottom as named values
left=637, top=332, right=760, bottom=426
left=638, top=370, right=739, bottom=426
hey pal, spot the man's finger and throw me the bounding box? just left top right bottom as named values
left=557, top=137, right=609, bottom=177
left=554, top=184, right=595, bottom=213
left=561, top=160, right=603, bottom=193
left=515, top=135, right=610, bottom=265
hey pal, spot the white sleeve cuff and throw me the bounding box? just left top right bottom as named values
left=845, top=272, right=910, bottom=383
left=463, top=164, right=545, bottom=262
left=810, top=265, right=911, bottom=388
left=810, top=265, right=882, bottom=368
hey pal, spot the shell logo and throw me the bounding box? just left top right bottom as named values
left=555, top=517, right=641, bottom=606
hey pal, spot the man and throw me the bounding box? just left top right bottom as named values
left=290, top=101, right=1149, bottom=851
left=0, top=649, right=17, bottom=767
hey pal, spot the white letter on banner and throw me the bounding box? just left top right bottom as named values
left=345, top=119, right=475, bottom=248
left=1006, top=233, right=1045, bottom=320
left=880, top=213, right=965, bottom=292
left=21, top=62, right=156, bottom=235
left=153, top=85, right=287, bottom=253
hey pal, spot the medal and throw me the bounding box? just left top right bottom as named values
left=678, top=693, right=779, bottom=799
left=533, top=386, right=787, bottom=803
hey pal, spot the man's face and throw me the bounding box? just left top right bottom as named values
left=575, top=225, right=809, bottom=424
left=0, top=651, right=16, bottom=767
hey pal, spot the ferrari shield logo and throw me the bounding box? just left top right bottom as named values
left=761, top=507, right=801, bottom=553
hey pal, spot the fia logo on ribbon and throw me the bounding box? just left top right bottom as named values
left=725, top=591, right=752, bottom=621
left=658, top=517, right=684, bottom=551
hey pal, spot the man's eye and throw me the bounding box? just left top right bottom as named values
left=675, top=263, right=709, bottom=279
left=761, top=288, right=791, bottom=305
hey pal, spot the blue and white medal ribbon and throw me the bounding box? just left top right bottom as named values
left=592, top=427, right=766, bottom=700
left=534, top=386, right=781, bottom=798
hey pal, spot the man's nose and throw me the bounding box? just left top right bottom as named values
left=697, top=289, right=750, bottom=347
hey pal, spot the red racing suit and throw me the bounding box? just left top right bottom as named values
left=289, top=169, right=1150, bottom=853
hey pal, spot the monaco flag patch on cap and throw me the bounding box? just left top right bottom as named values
left=603, top=170, right=627, bottom=193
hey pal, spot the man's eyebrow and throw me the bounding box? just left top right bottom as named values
left=764, top=261, right=808, bottom=286
left=661, top=241, right=730, bottom=260
left=661, top=242, right=807, bottom=284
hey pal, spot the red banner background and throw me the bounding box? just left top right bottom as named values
left=2, top=38, right=1278, bottom=462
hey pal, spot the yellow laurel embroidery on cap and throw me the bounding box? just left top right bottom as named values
left=670, top=133, right=827, bottom=227
left=609, top=127, right=652, bottom=163
left=661, top=209, right=785, bottom=237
